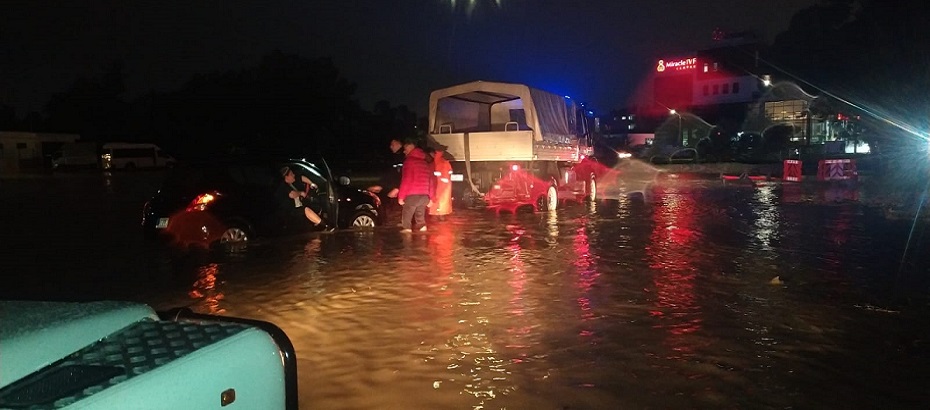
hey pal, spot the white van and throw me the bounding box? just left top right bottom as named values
left=101, top=143, right=176, bottom=170
left=52, top=141, right=99, bottom=169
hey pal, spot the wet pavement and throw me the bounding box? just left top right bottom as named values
left=2, top=169, right=930, bottom=409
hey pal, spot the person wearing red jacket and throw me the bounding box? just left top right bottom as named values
left=397, top=141, right=436, bottom=232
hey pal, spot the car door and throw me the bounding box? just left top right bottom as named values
left=312, top=157, right=338, bottom=225
left=283, top=161, right=334, bottom=225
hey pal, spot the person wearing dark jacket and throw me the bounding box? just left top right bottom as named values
left=368, top=138, right=405, bottom=224
left=368, top=138, right=405, bottom=198
left=397, top=141, right=435, bottom=232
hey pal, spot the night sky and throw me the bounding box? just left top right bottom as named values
left=1, top=0, right=820, bottom=116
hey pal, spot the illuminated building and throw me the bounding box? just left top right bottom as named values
left=616, top=31, right=861, bottom=152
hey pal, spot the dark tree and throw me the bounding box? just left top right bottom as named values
left=769, top=0, right=930, bottom=151
left=0, top=104, right=16, bottom=130
left=44, top=61, right=128, bottom=140
left=147, top=51, right=368, bottom=159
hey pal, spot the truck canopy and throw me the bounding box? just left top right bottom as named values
left=428, top=81, right=580, bottom=144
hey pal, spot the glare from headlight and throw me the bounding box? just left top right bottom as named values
left=617, top=152, right=633, bottom=159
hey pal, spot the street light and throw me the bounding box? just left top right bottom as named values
left=670, top=109, right=682, bottom=146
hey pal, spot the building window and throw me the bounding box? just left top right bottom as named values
left=703, top=63, right=709, bottom=73
left=713, top=62, right=719, bottom=72
left=733, top=82, right=740, bottom=94
left=703, top=85, right=709, bottom=96
left=722, top=83, right=730, bottom=94
left=712, top=84, right=719, bottom=95
left=765, top=100, right=807, bottom=121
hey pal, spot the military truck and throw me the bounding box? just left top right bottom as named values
left=427, top=80, right=596, bottom=211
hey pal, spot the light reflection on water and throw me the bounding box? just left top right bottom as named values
left=648, top=186, right=703, bottom=363
left=188, top=263, right=224, bottom=314
left=137, top=180, right=930, bottom=409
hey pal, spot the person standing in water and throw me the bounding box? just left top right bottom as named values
left=397, top=140, right=435, bottom=232
left=429, top=147, right=453, bottom=220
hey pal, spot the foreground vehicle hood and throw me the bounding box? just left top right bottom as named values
left=0, top=300, right=158, bottom=389
left=0, top=301, right=296, bottom=409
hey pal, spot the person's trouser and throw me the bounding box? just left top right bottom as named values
left=380, top=193, right=400, bottom=225
left=401, top=194, right=429, bottom=229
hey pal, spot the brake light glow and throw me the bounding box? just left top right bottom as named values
left=187, top=192, right=218, bottom=212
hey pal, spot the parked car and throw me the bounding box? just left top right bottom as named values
left=142, top=156, right=383, bottom=248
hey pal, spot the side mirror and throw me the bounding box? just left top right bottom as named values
left=338, top=176, right=351, bottom=186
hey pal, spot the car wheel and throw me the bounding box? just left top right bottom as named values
left=585, top=173, right=597, bottom=202
left=218, top=224, right=250, bottom=252
left=350, top=210, right=377, bottom=228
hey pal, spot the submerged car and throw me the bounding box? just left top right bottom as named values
left=142, top=156, right=383, bottom=248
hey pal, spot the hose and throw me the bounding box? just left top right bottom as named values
left=463, top=132, right=483, bottom=200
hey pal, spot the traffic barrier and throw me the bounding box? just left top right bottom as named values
left=783, top=160, right=802, bottom=182
left=817, top=159, right=858, bottom=181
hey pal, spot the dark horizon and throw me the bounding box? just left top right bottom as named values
left=1, top=0, right=820, bottom=117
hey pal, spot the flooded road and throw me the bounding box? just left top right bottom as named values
left=2, top=171, right=929, bottom=409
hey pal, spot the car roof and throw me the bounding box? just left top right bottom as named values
left=175, top=155, right=320, bottom=167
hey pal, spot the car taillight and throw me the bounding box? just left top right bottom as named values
left=186, top=192, right=219, bottom=212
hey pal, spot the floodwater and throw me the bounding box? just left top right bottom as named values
left=2, top=169, right=929, bottom=409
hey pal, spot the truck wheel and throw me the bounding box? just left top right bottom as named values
left=585, top=173, right=597, bottom=202
left=537, top=185, right=558, bottom=212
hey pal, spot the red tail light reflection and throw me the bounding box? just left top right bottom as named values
left=186, top=192, right=219, bottom=212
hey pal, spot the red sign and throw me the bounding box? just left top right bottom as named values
left=656, top=57, right=697, bottom=73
